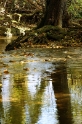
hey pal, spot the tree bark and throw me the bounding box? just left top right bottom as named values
left=38, top=0, right=67, bottom=28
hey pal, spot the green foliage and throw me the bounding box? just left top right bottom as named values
left=68, top=0, right=82, bottom=18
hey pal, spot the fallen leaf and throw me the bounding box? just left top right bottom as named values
left=23, top=68, right=29, bottom=71
left=9, top=60, right=15, bottom=62
left=3, top=69, right=9, bottom=74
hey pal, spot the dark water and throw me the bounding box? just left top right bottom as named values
left=0, top=38, right=82, bottom=124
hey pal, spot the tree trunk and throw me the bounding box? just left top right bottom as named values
left=38, top=0, right=67, bottom=28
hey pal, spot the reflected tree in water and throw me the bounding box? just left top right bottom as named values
left=51, top=63, right=73, bottom=124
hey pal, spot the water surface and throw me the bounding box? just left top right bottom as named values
left=0, top=38, right=82, bottom=124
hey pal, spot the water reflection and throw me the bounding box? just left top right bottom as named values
left=0, top=36, right=17, bottom=52
left=67, top=63, right=82, bottom=124
left=0, top=59, right=59, bottom=124
left=0, top=39, right=7, bottom=52
left=51, top=64, right=73, bottom=124
left=0, top=38, right=82, bottom=124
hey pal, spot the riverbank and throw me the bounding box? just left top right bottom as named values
left=5, top=24, right=82, bottom=51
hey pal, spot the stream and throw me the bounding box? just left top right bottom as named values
left=0, top=37, right=82, bottom=124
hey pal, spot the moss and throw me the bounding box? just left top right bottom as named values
left=37, top=25, right=64, bottom=33
left=47, top=32, right=65, bottom=41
